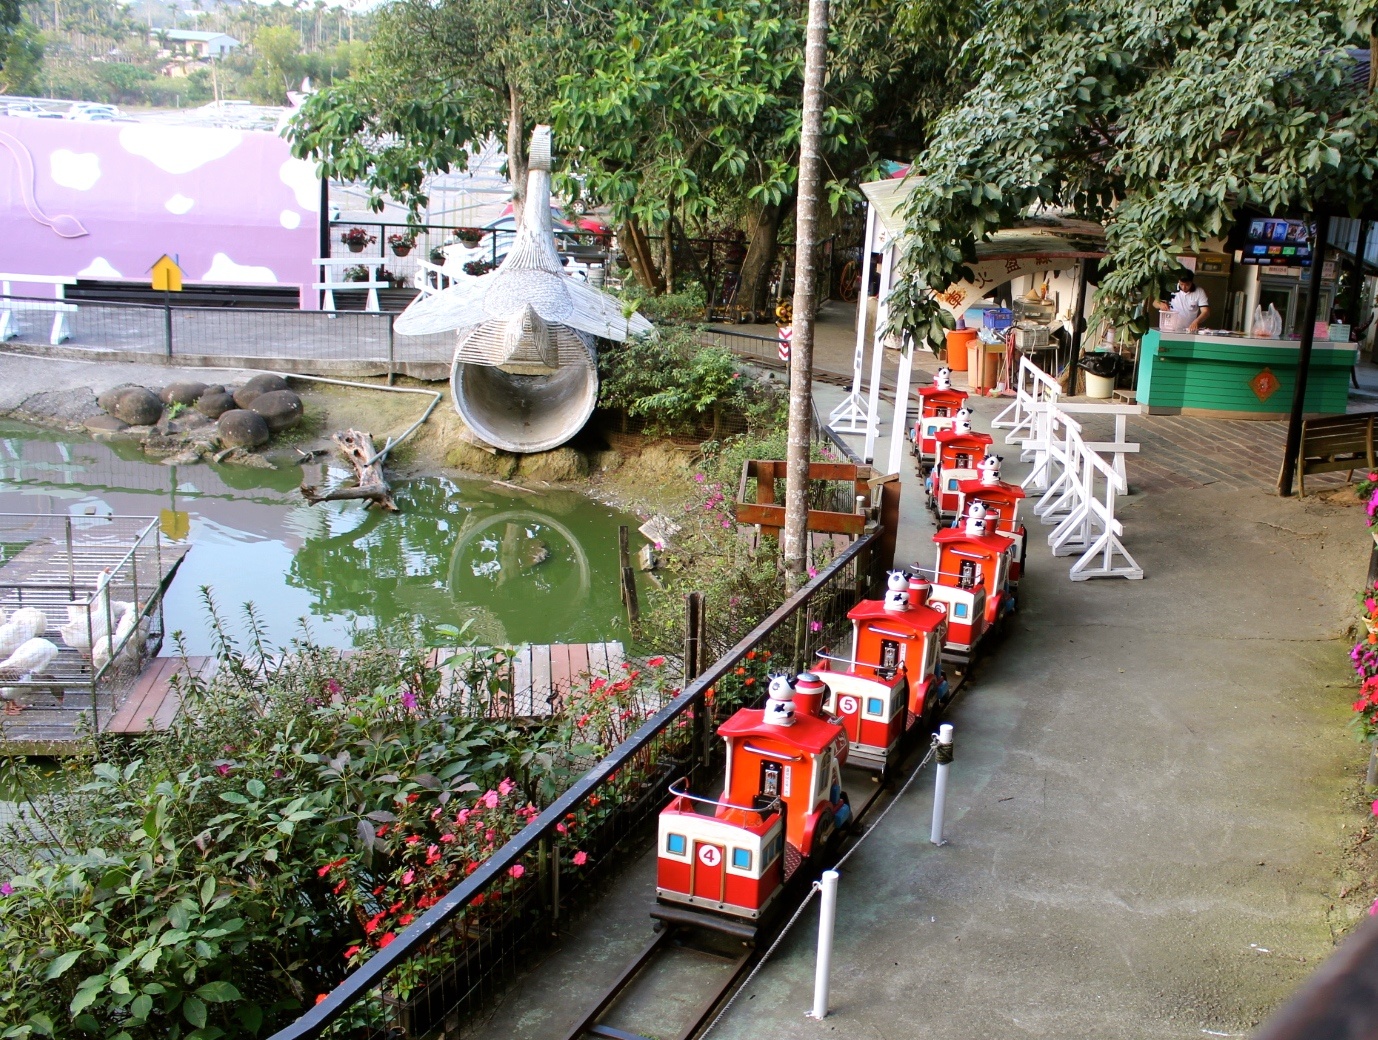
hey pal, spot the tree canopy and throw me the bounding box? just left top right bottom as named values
left=885, top=0, right=1378, bottom=348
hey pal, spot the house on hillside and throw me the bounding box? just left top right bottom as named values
left=158, top=30, right=240, bottom=58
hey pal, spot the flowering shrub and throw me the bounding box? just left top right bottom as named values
left=464, top=258, right=496, bottom=277
left=0, top=603, right=600, bottom=1040
left=1357, top=472, right=1378, bottom=527
left=386, top=231, right=416, bottom=248
left=1349, top=582, right=1378, bottom=740
left=710, top=647, right=775, bottom=716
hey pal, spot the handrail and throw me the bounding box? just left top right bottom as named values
left=266, top=530, right=880, bottom=1040
left=665, top=778, right=779, bottom=823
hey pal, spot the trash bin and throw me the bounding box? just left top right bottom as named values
left=1079, top=351, right=1122, bottom=399
left=945, top=328, right=977, bottom=373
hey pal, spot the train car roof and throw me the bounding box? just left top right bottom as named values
left=934, top=429, right=994, bottom=448
left=917, top=386, right=968, bottom=402
left=847, top=598, right=946, bottom=633
left=718, top=708, right=841, bottom=756
left=933, top=528, right=1016, bottom=554
left=956, top=478, right=1027, bottom=501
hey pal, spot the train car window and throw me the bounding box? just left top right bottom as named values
left=947, top=478, right=959, bottom=491
left=953, top=603, right=969, bottom=619
left=732, top=848, right=752, bottom=870
left=956, top=453, right=970, bottom=468
left=866, top=697, right=884, bottom=716
left=879, top=639, right=899, bottom=679
left=666, top=833, right=686, bottom=855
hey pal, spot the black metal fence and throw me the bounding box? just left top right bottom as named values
left=265, top=532, right=887, bottom=1040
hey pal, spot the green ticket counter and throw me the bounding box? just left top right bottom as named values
left=1136, top=331, right=1357, bottom=418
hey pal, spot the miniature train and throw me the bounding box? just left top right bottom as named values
left=654, top=371, right=1025, bottom=939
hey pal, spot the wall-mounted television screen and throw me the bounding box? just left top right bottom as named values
left=1243, top=218, right=1313, bottom=265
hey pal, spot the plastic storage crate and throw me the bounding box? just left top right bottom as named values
left=982, top=308, right=1013, bottom=331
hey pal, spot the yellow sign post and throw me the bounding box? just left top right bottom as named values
left=151, top=255, right=183, bottom=293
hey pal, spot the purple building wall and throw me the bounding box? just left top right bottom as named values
left=0, top=115, right=321, bottom=307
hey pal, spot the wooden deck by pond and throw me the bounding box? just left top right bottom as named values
left=0, top=639, right=633, bottom=753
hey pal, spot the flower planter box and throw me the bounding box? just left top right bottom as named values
left=347, top=242, right=366, bottom=254
left=392, top=244, right=413, bottom=257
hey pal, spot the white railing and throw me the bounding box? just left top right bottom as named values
left=0, top=275, right=77, bottom=345
left=992, top=354, right=1061, bottom=446
left=1002, top=357, right=1144, bottom=581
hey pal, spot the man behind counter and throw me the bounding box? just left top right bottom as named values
left=1153, top=271, right=1211, bottom=332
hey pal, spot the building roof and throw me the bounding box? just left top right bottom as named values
left=165, top=30, right=239, bottom=44
left=859, top=175, right=1106, bottom=259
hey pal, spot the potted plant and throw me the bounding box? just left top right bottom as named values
left=464, top=259, right=495, bottom=277
left=341, top=227, right=377, bottom=253
left=388, top=231, right=416, bottom=257
left=344, top=264, right=370, bottom=282
left=455, top=227, right=483, bottom=246
left=429, top=245, right=447, bottom=265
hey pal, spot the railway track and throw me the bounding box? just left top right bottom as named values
left=559, top=668, right=974, bottom=1040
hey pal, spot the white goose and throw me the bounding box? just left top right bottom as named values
left=92, top=603, right=142, bottom=673
left=0, top=637, right=58, bottom=681
left=0, top=607, right=48, bottom=657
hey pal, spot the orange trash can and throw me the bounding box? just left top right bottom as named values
left=945, top=328, right=977, bottom=372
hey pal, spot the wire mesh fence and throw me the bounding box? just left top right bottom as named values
left=0, top=294, right=455, bottom=378
left=0, top=513, right=174, bottom=736
left=264, top=531, right=887, bottom=1040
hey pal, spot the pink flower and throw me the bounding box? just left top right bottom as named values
left=810, top=621, right=822, bottom=632
left=498, top=778, right=515, bottom=796
left=808, top=566, right=818, bottom=578
left=721, top=519, right=731, bottom=529
left=556, top=823, right=567, bottom=835
left=0, top=882, right=11, bottom=896
left=456, top=810, right=470, bottom=825
left=509, top=863, right=525, bottom=879
left=401, top=870, right=415, bottom=885
left=325, top=678, right=342, bottom=695
left=426, top=844, right=441, bottom=865
left=694, top=473, right=706, bottom=483
left=215, top=763, right=232, bottom=776
left=400, top=689, right=418, bottom=711
left=440, top=833, right=456, bottom=843
left=482, top=790, right=499, bottom=809
left=1370, top=897, right=1378, bottom=917
left=572, top=851, right=588, bottom=866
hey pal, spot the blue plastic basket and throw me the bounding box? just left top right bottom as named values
left=982, top=308, right=1013, bottom=331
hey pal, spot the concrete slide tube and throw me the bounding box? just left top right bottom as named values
left=451, top=337, right=598, bottom=455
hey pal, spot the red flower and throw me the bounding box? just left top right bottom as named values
left=648, top=656, right=666, bottom=667
left=399, top=913, right=414, bottom=926
left=746, top=651, right=756, bottom=660
left=407, top=793, right=420, bottom=804
left=572, top=850, right=588, bottom=866
left=344, top=946, right=360, bottom=959
left=315, top=993, right=329, bottom=1005
left=406, top=835, right=422, bottom=845
left=379, top=932, right=397, bottom=948
left=332, top=879, right=347, bottom=894
left=426, top=844, right=441, bottom=865
left=589, top=796, right=600, bottom=807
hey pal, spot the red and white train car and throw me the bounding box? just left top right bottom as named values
left=957, top=455, right=1029, bottom=585
left=911, top=367, right=969, bottom=472
left=927, top=506, right=1015, bottom=663
left=655, top=675, right=851, bottom=939
left=930, top=409, right=994, bottom=520
left=812, top=573, right=950, bottom=772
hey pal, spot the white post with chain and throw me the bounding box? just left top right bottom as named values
left=808, top=869, right=840, bottom=1020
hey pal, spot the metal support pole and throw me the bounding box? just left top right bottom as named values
left=863, top=238, right=895, bottom=462
left=387, top=322, right=396, bottom=386
left=1279, top=212, right=1331, bottom=496
left=808, top=869, right=839, bottom=1020
left=163, top=302, right=173, bottom=359
left=1066, top=259, right=1094, bottom=394
left=930, top=723, right=953, bottom=845
left=65, top=515, right=74, bottom=600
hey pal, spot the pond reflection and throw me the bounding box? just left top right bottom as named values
left=0, top=423, right=636, bottom=653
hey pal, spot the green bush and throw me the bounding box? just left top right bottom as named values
left=0, top=599, right=579, bottom=1040
left=599, top=327, right=773, bottom=438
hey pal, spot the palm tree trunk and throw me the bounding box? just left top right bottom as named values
left=782, top=0, right=829, bottom=579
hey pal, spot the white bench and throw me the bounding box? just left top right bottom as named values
left=314, top=258, right=386, bottom=312
left=0, top=275, right=77, bottom=345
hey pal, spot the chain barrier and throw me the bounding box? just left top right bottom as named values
left=699, top=735, right=942, bottom=1037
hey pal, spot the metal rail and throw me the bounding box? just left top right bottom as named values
left=265, top=532, right=884, bottom=1040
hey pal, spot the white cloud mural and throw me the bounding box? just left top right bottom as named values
left=279, top=158, right=320, bottom=211
left=49, top=150, right=101, bottom=191
left=78, top=257, right=122, bottom=278
left=118, top=125, right=243, bottom=175
left=164, top=194, right=195, bottom=215
left=279, top=209, right=301, bottom=229
left=203, top=252, right=278, bottom=284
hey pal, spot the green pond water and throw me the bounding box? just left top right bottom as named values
left=0, top=422, right=640, bottom=655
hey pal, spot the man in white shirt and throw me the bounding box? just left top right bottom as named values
left=1154, top=272, right=1211, bottom=331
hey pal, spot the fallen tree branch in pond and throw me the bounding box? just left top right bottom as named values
left=301, top=429, right=399, bottom=511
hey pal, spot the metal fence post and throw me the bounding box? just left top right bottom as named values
left=387, top=320, right=396, bottom=386
left=685, top=592, right=710, bottom=774
left=931, top=724, right=954, bottom=845
left=163, top=303, right=173, bottom=359
left=65, top=516, right=74, bottom=600
left=808, top=869, right=840, bottom=1020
